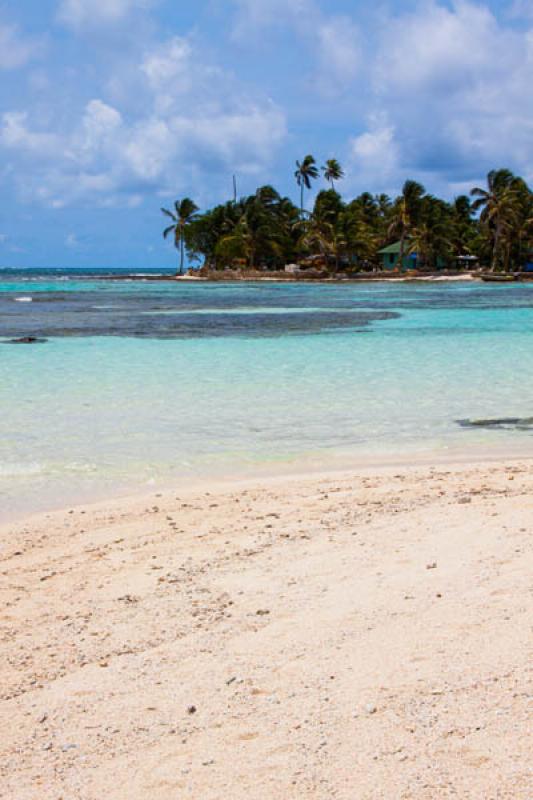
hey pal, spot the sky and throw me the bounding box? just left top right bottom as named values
left=0, top=0, right=532, bottom=268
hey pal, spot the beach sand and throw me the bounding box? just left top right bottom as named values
left=1, top=460, right=531, bottom=799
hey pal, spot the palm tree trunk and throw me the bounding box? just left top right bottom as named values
left=491, top=223, right=501, bottom=272
left=503, top=238, right=511, bottom=273
left=180, top=237, right=184, bottom=275
left=301, top=183, right=304, bottom=214
left=398, top=231, right=405, bottom=272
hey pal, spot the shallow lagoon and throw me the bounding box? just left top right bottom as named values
left=1, top=273, right=532, bottom=518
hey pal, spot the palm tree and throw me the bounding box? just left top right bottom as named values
left=450, top=195, right=477, bottom=258
left=471, top=170, right=522, bottom=272
left=343, top=212, right=379, bottom=268
left=322, top=158, right=344, bottom=190
left=215, top=217, right=256, bottom=268
left=387, top=180, right=425, bottom=270
left=213, top=186, right=293, bottom=270
left=294, top=155, right=319, bottom=214
left=170, top=171, right=530, bottom=275
left=162, top=198, right=199, bottom=275
left=298, top=214, right=334, bottom=265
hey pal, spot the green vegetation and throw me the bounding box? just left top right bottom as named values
left=294, top=155, right=319, bottom=213
left=162, top=165, right=532, bottom=275
left=161, top=197, right=199, bottom=275
left=471, top=169, right=532, bottom=273
left=322, top=158, right=345, bottom=191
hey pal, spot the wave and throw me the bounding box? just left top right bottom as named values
left=0, top=462, right=44, bottom=477
left=14, top=296, right=33, bottom=302
left=0, top=460, right=101, bottom=478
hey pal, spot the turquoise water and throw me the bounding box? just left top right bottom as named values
left=1, top=273, right=532, bottom=519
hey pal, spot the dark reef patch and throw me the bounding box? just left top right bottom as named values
left=6, top=336, right=48, bottom=344
left=457, top=417, right=533, bottom=431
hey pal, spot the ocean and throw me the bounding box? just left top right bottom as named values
left=1, top=268, right=532, bottom=519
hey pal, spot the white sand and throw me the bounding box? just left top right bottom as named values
left=1, top=460, right=531, bottom=798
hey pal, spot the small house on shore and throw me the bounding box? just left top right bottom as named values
left=378, top=241, right=469, bottom=271
left=378, top=241, right=418, bottom=271
left=455, top=254, right=479, bottom=270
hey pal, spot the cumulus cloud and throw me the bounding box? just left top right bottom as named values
left=347, top=1, right=533, bottom=192
left=1, top=1, right=531, bottom=215
left=0, top=112, right=61, bottom=156
left=0, top=21, right=42, bottom=69
left=141, top=37, right=194, bottom=92
left=57, top=0, right=154, bottom=28
left=76, top=99, right=123, bottom=161
left=0, top=35, right=287, bottom=206
left=376, top=2, right=512, bottom=93
left=349, top=116, right=400, bottom=192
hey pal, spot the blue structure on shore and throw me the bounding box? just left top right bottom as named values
left=378, top=241, right=423, bottom=271
left=378, top=241, right=474, bottom=271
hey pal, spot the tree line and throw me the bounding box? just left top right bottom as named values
left=162, top=160, right=532, bottom=275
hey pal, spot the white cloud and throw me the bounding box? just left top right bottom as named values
left=0, top=35, right=287, bottom=206
left=122, top=117, right=173, bottom=181
left=351, top=122, right=397, bottom=172
left=347, top=1, right=533, bottom=193
left=76, top=99, right=123, bottom=162
left=348, top=116, right=401, bottom=193
left=57, top=0, right=153, bottom=28
left=169, top=105, right=286, bottom=171
left=376, top=2, right=511, bottom=93
left=141, top=38, right=194, bottom=92
left=0, top=22, right=42, bottom=70
left=138, top=37, right=223, bottom=114
left=2, top=0, right=530, bottom=214
left=0, top=112, right=61, bottom=156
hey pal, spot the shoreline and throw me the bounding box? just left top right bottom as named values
left=71, top=271, right=482, bottom=283
left=53, top=271, right=533, bottom=284
left=1, top=456, right=531, bottom=798
left=2, top=441, right=533, bottom=527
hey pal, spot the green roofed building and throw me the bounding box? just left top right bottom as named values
left=378, top=241, right=417, bottom=271
left=378, top=241, right=447, bottom=271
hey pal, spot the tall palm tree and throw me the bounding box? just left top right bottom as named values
left=471, top=169, right=521, bottom=272
left=387, top=180, right=425, bottom=270
left=298, top=214, right=334, bottom=264
left=450, top=195, right=477, bottom=258
left=294, top=155, right=319, bottom=214
left=409, top=216, right=451, bottom=271
left=162, top=198, right=199, bottom=275
left=322, top=158, right=345, bottom=190
left=343, top=211, right=379, bottom=268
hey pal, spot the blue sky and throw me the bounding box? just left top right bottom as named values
left=0, top=0, right=531, bottom=268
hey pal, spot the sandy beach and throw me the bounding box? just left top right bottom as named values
left=1, top=459, right=532, bottom=799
